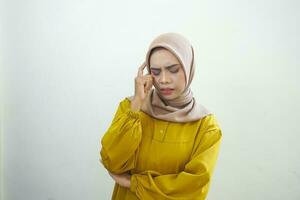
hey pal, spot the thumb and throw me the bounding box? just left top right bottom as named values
left=145, top=79, right=153, bottom=91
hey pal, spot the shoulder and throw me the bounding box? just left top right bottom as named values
left=197, top=114, right=222, bottom=136
left=115, top=96, right=134, bottom=112
left=200, top=114, right=220, bottom=128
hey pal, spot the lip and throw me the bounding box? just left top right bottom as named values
left=160, top=88, right=174, bottom=95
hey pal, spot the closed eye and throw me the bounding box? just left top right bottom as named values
left=150, top=65, right=180, bottom=75
left=169, top=68, right=179, bottom=73
left=150, top=69, right=160, bottom=76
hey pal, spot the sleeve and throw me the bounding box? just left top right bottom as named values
left=100, top=98, right=143, bottom=174
left=129, top=124, right=222, bottom=200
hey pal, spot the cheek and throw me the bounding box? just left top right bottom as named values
left=152, top=77, right=160, bottom=87
left=175, top=73, right=186, bottom=90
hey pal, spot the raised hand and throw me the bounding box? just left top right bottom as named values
left=131, top=61, right=153, bottom=111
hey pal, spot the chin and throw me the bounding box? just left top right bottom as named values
left=161, top=94, right=178, bottom=100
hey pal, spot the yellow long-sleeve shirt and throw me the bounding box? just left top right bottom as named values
left=100, top=98, right=222, bottom=200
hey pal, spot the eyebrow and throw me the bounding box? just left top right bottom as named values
left=150, top=64, right=179, bottom=70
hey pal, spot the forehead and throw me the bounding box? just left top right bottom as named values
left=149, top=48, right=180, bottom=68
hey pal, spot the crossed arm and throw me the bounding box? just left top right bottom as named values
left=100, top=99, right=222, bottom=199
left=108, top=171, right=131, bottom=188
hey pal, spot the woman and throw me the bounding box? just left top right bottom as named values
left=100, top=32, right=222, bottom=200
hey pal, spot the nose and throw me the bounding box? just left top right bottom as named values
left=159, top=71, right=170, bottom=84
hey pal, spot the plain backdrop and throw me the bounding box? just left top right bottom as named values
left=1, top=0, right=299, bottom=199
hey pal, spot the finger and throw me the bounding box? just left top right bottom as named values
left=145, top=79, right=153, bottom=92
left=144, top=74, right=152, bottom=79
left=137, top=61, right=147, bottom=77
left=145, top=76, right=153, bottom=85
left=141, top=75, right=153, bottom=85
left=144, top=79, right=149, bottom=90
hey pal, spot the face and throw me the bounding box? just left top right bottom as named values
left=149, top=48, right=186, bottom=100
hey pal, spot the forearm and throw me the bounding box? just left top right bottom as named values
left=101, top=110, right=142, bottom=173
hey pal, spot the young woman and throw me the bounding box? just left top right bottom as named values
left=100, top=32, right=222, bottom=200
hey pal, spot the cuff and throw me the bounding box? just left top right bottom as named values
left=130, top=174, right=138, bottom=193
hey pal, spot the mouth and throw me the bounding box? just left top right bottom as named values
left=160, top=88, right=174, bottom=95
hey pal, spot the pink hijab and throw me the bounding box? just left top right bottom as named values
left=127, top=32, right=212, bottom=123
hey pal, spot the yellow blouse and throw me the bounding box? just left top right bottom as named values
left=100, top=98, right=222, bottom=200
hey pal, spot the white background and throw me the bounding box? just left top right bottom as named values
left=1, top=0, right=299, bottom=199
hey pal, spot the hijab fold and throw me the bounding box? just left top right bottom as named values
left=127, top=32, right=212, bottom=123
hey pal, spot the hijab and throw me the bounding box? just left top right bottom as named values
left=127, top=32, right=212, bottom=123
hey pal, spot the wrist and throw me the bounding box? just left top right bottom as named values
left=131, top=97, right=142, bottom=112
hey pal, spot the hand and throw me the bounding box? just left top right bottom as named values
left=131, top=61, right=153, bottom=111
left=108, top=171, right=131, bottom=188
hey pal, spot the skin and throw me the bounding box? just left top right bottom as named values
left=108, top=172, right=131, bottom=188
left=108, top=48, right=187, bottom=188
left=149, top=48, right=186, bottom=100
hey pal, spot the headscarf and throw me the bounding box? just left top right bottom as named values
left=127, top=32, right=212, bottom=123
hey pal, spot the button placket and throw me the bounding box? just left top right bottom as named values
left=153, top=120, right=168, bottom=142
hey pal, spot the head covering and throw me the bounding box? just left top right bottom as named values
left=127, top=32, right=212, bottom=123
